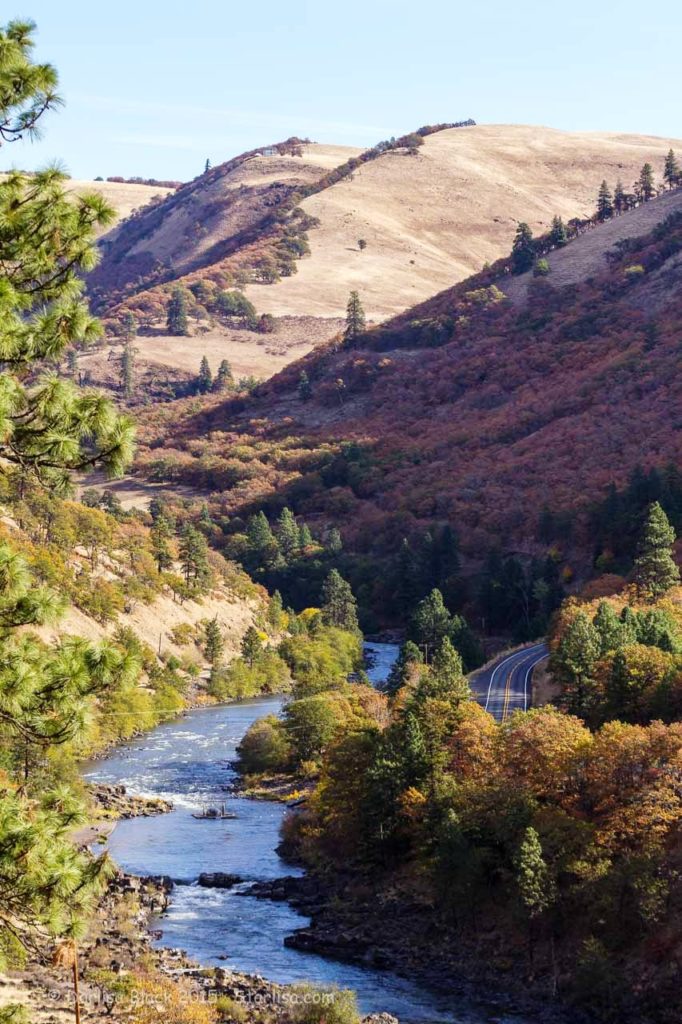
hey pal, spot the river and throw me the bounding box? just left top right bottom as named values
left=84, top=644, right=527, bottom=1024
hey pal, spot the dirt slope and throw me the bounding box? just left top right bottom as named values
left=248, top=125, right=682, bottom=319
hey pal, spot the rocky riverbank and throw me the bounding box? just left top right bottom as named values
left=2, top=869, right=400, bottom=1024
left=239, top=864, right=591, bottom=1024
left=88, top=782, right=173, bottom=819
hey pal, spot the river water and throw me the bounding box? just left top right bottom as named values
left=84, top=644, right=526, bottom=1024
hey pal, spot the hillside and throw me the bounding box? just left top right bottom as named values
left=132, top=187, right=682, bottom=618
left=248, top=124, right=682, bottom=319
left=88, top=124, right=682, bottom=382
left=65, top=178, right=175, bottom=225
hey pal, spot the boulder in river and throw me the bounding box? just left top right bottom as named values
left=197, top=872, right=243, bottom=889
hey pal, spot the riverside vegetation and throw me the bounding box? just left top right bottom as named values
left=0, top=22, right=368, bottom=1024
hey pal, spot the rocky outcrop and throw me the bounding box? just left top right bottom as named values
left=88, top=782, right=172, bottom=818
left=197, top=872, right=242, bottom=889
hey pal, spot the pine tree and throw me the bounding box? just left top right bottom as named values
left=548, top=215, right=567, bottom=247
left=386, top=640, right=423, bottom=696
left=554, top=611, right=601, bottom=716
left=327, top=527, right=343, bottom=555
left=121, top=310, right=137, bottom=342
left=633, top=502, right=680, bottom=601
left=241, top=625, right=263, bottom=667
left=0, top=24, right=133, bottom=489
left=67, top=348, right=78, bottom=374
left=298, top=522, right=313, bottom=548
left=247, top=512, right=277, bottom=562
left=197, top=355, right=212, bottom=393
left=298, top=370, right=313, bottom=401
left=204, top=157, right=211, bottom=174
left=320, top=569, right=359, bottom=632
left=593, top=601, right=624, bottom=656
left=663, top=149, right=680, bottom=189
left=596, top=180, right=614, bottom=221
left=277, top=507, right=299, bottom=560
left=120, top=340, right=136, bottom=398
left=204, top=617, right=224, bottom=665
left=0, top=536, right=138, bottom=958
left=638, top=163, right=655, bottom=201
left=166, top=287, right=189, bottom=336
left=614, top=179, right=627, bottom=214
left=409, top=588, right=451, bottom=660
left=515, top=827, right=555, bottom=934
left=344, top=291, right=366, bottom=342
left=267, top=590, right=285, bottom=632
left=429, top=637, right=470, bottom=703
left=178, top=524, right=210, bottom=587
left=150, top=516, right=173, bottom=572
left=510, top=223, right=535, bottom=274
left=214, top=359, right=234, bottom=392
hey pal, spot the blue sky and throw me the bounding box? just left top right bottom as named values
left=5, top=0, right=681, bottom=181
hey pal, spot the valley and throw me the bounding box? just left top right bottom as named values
left=2, top=11, right=682, bottom=1024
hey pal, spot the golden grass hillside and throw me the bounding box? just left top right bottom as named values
left=247, top=124, right=682, bottom=319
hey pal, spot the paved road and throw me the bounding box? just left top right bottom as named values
left=469, top=642, right=549, bottom=722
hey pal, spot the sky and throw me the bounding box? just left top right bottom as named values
left=5, top=0, right=681, bottom=181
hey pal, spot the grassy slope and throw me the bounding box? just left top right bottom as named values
left=89, top=125, right=682, bottom=382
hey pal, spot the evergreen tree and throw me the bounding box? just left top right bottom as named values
left=0, top=25, right=133, bottom=489
left=241, top=625, right=263, bottom=667
left=510, top=222, right=535, bottom=274
left=663, top=149, right=680, bottom=189
left=554, top=611, right=601, bottom=716
left=197, top=355, right=212, bottom=394
left=178, top=524, right=210, bottom=587
left=515, top=827, right=555, bottom=924
left=204, top=617, right=224, bottom=665
left=214, top=359, right=234, bottom=392
left=267, top=590, right=285, bottom=632
left=593, top=601, right=624, bottom=656
left=344, top=290, right=366, bottom=342
left=548, top=215, right=567, bottom=247
left=638, top=163, right=655, bottom=201
left=400, top=711, right=429, bottom=785
left=620, top=605, right=640, bottom=646
left=633, top=502, right=680, bottom=601
left=613, top=179, right=627, bottom=214
left=409, top=588, right=451, bottom=660
left=429, top=637, right=470, bottom=703
left=67, top=348, right=78, bottom=374
left=392, top=538, right=421, bottom=619
left=320, top=569, right=359, bottom=632
left=247, top=512, right=278, bottom=564
left=166, top=287, right=189, bottom=336
left=385, top=640, right=423, bottom=696
left=150, top=515, right=173, bottom=571
left=121, top=310, right=136, bottom=342
left=120, top=340, right=136, bottom=398
left=596, top=180, right=614, bottom=221
left=298, top=522, right=313, bottom=548
left=327, top=527, right=343, bottom=555
left=204, top=157, right=211, bottom=174
left=197, top=503, right=214, bottom=535
left=277, top=507, right=299, bottom=560
left=298, top=370, right=313, bottom=401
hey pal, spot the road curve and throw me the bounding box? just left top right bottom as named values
left=468, top=642, right=549, bottom=723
